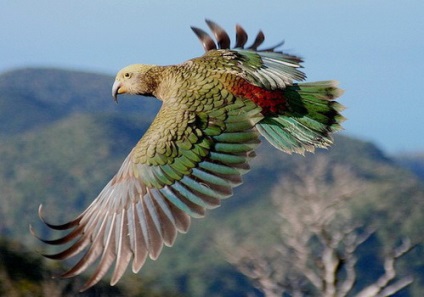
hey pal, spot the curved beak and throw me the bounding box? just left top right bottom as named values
left=112, top=80, right=123, bottom=103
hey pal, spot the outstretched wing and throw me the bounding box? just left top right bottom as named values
left=191, top=19, right=306, bottom=90
left=34, top=98, right=263, bottom=291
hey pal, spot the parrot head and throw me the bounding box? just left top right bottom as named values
left=112, top=64, right=157, bottom=102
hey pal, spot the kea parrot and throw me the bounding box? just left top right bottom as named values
left=33, top=20, right=344, bottom=290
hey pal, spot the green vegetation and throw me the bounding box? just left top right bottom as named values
left=0, top=68, right=423, bottom=296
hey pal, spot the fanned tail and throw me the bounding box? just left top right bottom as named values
left=256, top=80, right=345, bottom=154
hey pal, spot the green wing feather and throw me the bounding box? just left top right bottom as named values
left=235, top=49, right=305, bottom=89
left=256, top=80, right=345, bottom=154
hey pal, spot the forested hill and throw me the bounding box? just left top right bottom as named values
left=0, top=68, right=423, bottom=296
left=0, top=68, right=161, bottom=137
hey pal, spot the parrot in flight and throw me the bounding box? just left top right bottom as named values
left=33, top=20, right=344, bottom=290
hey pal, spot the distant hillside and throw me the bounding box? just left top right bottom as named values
left=0, top=68, right=423, bottom=296
left=0, top=68, right=160, bottom=136
left=395, top=153, right=424, bottom=180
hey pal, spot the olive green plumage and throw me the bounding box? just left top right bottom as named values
left=33, top=20, right=344, bottom=291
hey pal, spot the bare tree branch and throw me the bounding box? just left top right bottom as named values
left=218, top=230, right=289, bottom=297
left=217, top=155, right=416, bottom=297
left=355, top=239, right=414, bottom=297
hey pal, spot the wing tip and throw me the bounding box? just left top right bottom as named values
left=191, top=19, right=287, bottom=53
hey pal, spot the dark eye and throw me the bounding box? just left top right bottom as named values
left=124, top=73, right=130, bottom=78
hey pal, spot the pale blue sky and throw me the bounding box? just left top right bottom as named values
left=1, top=0, right=423, bottom=153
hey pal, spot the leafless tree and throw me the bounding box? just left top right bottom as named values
left=218, top=155, right=415, bottom=297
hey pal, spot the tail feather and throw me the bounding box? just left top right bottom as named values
left=256, top=80, right=345, bottom=154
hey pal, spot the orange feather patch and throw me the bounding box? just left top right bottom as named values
left=229, top=79, right=288, bottom=115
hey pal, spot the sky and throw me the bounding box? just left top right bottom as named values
left=1, top=0, right=423, bottom=154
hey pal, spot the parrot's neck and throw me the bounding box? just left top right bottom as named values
left=137, top=65, right=165, bottom=98
left=150, top=66, right=179, bottom=101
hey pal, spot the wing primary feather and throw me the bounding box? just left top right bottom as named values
left=248, top=30, right=265, bottom=50
left=260, top=68, right=279, bottom=89
left=190, top=168, right=233, bottom=197
left=42, top=235, right=91, bottom=261
left=180, top=175, right=222, bottom=200
left=191, top=168, right=230, bottom=188
left=235, top=24, right=248, bottom=48
left=79, top=213, right=117, bottom=291
left=248, top=70, right=272, bottom=89
left=171, top=181, right=221, bottom=209
left=191, top=26, right=217, bottom=52
left=111, top=210, right=132, bottom=285
left=30, top=223, right=84, bottom=245
left=148, top=189, right=177, bottom=227
left=209, top=151, right=245, bottom=164
left=198, top=160, right=240, bottom=177
left=166, top=201, right=191, bottom=233
left=159, top=186, right=206, bottom=218
left=199, top=161, right=243, bottom=186
left=141, top=198, right=164, bottom=260
left=130, top=203, right=148, bottom=273
left=260, top=40, right=285, bottom=52
left=205, top=19, right=230, bottom=49
left=148, top=190, right=178, bottom=246
left=135, top=200, right=152, bottom=252
left=42, top=209, right=109, bottom=260
left=37, top=204, right=81, bottom=230
left=59, top=212, right=113, bottom=277
left=144, top=189, right=166, bottom=238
